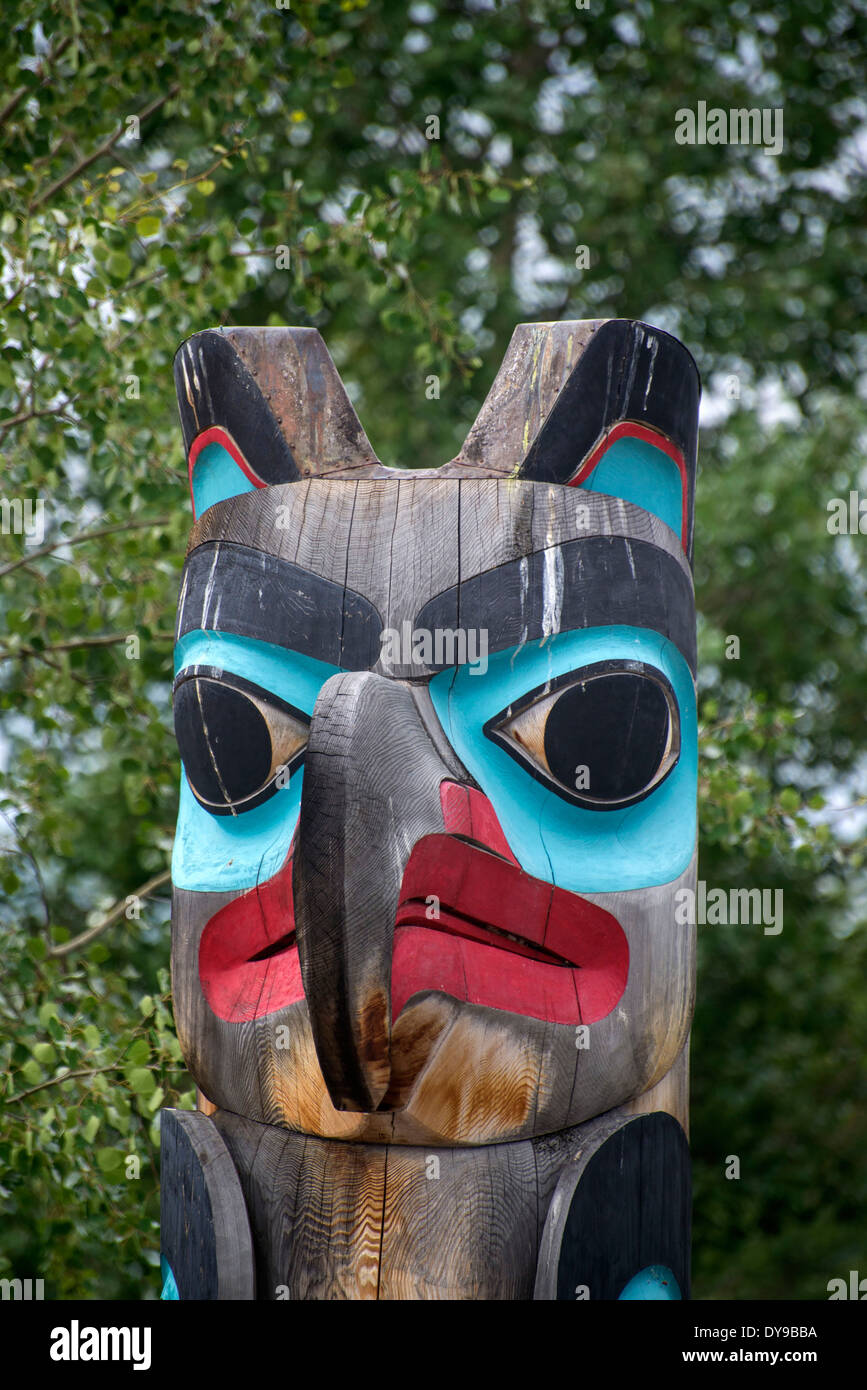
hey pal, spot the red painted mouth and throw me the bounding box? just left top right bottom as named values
left=198, top=784, right=629, bottom=1027
left=198, top=850, right=301, bottom=1024
left=392, top=787, right=629, bottom=1025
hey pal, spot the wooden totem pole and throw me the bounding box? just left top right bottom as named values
left=160, top=318, right=700, bottom=1301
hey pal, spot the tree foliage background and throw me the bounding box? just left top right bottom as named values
left=1, top=0, right=865, bottom=1300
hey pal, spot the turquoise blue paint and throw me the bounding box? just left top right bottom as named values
left=619, top=1265, right=681, bottom=1300
left=173, top=773, right=305, bottom=892
left=160, top=1255, right=180, bottom=1301
left=173, top=626, right=695, bottom=895
left=173, top=630, right=339, bottom=709
left=191, top=441, right=256, bottom=516
left=429, top=626, right=696, bottom=894
left=580, top=437, right=683, bottom=540
left=172, top=631, right=341, bottom=891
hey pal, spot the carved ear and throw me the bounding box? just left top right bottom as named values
left=174, top=327, right=379, bottom=517
left=450, top=320, right=700, bottom=561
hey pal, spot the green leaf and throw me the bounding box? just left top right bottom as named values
left=106, top=251, right=133, bottom=281
left=135, top=216, right=161, bottom=238
left=96, top=1147, right=124, bottom=1175
left=126, top=1067, right=156, bottom=1096
left=126, top=1038, right=150, bottom=1065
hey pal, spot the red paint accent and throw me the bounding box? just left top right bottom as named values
left=393, top=929, right=590, bottom=1024
left=440, top=780, right=519, bottom=864
left=198, top=847, right=303, bottom=1023
left=393, top=831, right=629, bottom=1026
left=570, top=421, right=689, bottom=553
left=197, top=788, right=628, bottom=1030
left=187, top=426, right=267, bottom=517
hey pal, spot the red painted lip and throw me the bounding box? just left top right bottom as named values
left=198, top=785, right=629, bottom=1028
left=198, top=848, right=302, bottom=1024
left=391, top=782, right=629, bottom=1025
left=392, top=834, right=629, bottom=1027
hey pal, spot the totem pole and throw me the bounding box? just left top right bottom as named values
left=160, top=318, right=700, bottom=1301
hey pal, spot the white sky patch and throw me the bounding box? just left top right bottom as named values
left=487, top=133, right=512, bottom=167
left=403, top=30, right=431, bottom=54
left=512, top=212, right=570, bottom=313
left=456, top=108, right=493, bottom=140
left=612, top=13, right=641, bottom=46
left=700, top=370, right=804, bottom=431
left=534, top=64, right=598, bottom=135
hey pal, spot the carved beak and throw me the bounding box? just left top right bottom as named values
left=293, top=672, right=453, bottom=1111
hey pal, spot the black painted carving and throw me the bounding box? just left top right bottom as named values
left=176, top=541, right=384, bottom=669
left=417, top=536, right=697, bottom=675
left=174, top=330, right=300, bottom=486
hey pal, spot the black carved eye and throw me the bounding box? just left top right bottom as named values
left=484, top=660, right=680, bottom=810
left=173, top=666, right=309, bottom=816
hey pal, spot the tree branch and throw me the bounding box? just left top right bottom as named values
left=1, top=278, right=35, bottom=311
left=30, top=86, right=179, bottom=211
left=0, top=36, right=73, bottom=131
left=47, top=869, right=172, bottom=959
left=5, top=1064, right=122, bottom=1106
left=0, top=517, right=170, bottom=579
left=0, top=403, right=74, bottom=439
left=0, top=632, right=173, bottom=661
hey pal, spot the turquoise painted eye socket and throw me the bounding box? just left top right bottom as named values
left=173, top=666, right=309, bottom=817
left=429, top=627, right=697, bottom=894
left=483, top=660, right=680, bottom=811
left=171, top=635, right=342, bottom=892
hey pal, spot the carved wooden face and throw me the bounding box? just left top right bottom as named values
left=171, top=320, right=699, bottom=1145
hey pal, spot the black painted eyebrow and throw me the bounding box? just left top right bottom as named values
left=415, top=536, right=696, bottom=676
left=175, top=541, right=383, bottom=670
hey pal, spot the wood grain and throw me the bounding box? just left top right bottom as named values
left=172, top=804, right=697, bottom=1146
left=159, top=1107, right=255, bottom=1299
left=184, top=478, right=693, bottom=681
left=534, top=1111, right=691, bottom=1300
left=293, top=671, right=451, bottom=1111
left=214, top=1107, right=579, bottom=1299
left=168, top=316, right=700, bottom=1298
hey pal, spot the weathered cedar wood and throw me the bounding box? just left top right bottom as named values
left=163, top=318, right=699, bottom=1299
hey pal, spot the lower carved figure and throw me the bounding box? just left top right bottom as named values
left=161, top=317, right=700, bottom=1300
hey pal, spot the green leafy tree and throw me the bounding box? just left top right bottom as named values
left=1, top=0, right=865, bottom=1298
